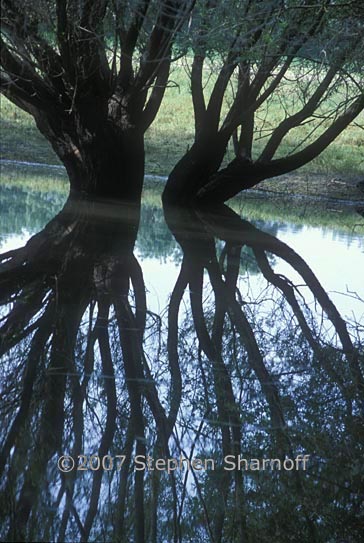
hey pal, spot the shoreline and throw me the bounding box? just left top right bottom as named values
left=1, top=158, right=363, bottom=206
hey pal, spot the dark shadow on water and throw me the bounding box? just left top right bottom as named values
left=0, top=195, right=363, bottom=542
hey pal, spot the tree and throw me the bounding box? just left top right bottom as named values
left=163, top=0, right=364, bottom=203
left=1, top=0, right=193, bottom=200
left=1, top=1, right=363, bottom=205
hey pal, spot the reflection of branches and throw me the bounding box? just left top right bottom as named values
left=0, top=194, right=179, bottom=543
left=164, top=201, right=363, bottom=541
left=1, top=196, right=363, bottom=541
left=200, top=205, right=363, bottom=398
left=164, top=205, right=288, bottom=540
left=254, top=249, right=354, bottom=414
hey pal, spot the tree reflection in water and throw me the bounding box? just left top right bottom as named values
left=0, top=197, right=363, bottom=543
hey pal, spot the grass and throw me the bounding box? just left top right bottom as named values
left=1, top=65, right=363, bottom=182
left=0, top=96, right=60, bottom=165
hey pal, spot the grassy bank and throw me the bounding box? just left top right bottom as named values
left=1, top=65, right=363, bottom=184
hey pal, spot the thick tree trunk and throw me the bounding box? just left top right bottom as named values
left=162, top=134, right=228, bottom=205
left=163, top=92, right=364, bottom=206
left=66, top=128, right=145, bottom=202
left=163, top=153, right=285, bottom=206
left=34, top=110, right=145, bottom=202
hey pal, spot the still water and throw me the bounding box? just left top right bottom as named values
left=0, top=176, right=363, bottom=543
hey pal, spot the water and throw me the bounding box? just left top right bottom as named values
left=0, top=176, right=363, bottom=542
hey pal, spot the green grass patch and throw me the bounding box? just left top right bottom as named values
left=0, top=95, right=61, bottom=165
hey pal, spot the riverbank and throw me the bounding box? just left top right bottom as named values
left=248, top=172, right=364, bottom=202
left=1, top=161, right=363, bottom=237
left=1, top=157, right=364, bottom=204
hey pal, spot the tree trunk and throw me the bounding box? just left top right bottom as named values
left=162, top=134, right=228, bottom=205
left=163, top=153, right=282, bottom=206
left=34, top=109, right=145, bottom=202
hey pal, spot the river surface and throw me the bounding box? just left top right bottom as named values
left=1, top=181, right=363, bottom=319
left=0, top=173, right=363, bottom=542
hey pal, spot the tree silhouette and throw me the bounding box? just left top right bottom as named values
left=163, top=1, right=364, bottom=203
left=1, top=1, right=363, bottom=203
left=1, top=0, right=193, bottom=199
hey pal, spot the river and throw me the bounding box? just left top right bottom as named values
left=0, top=169, right=363, bottom=542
